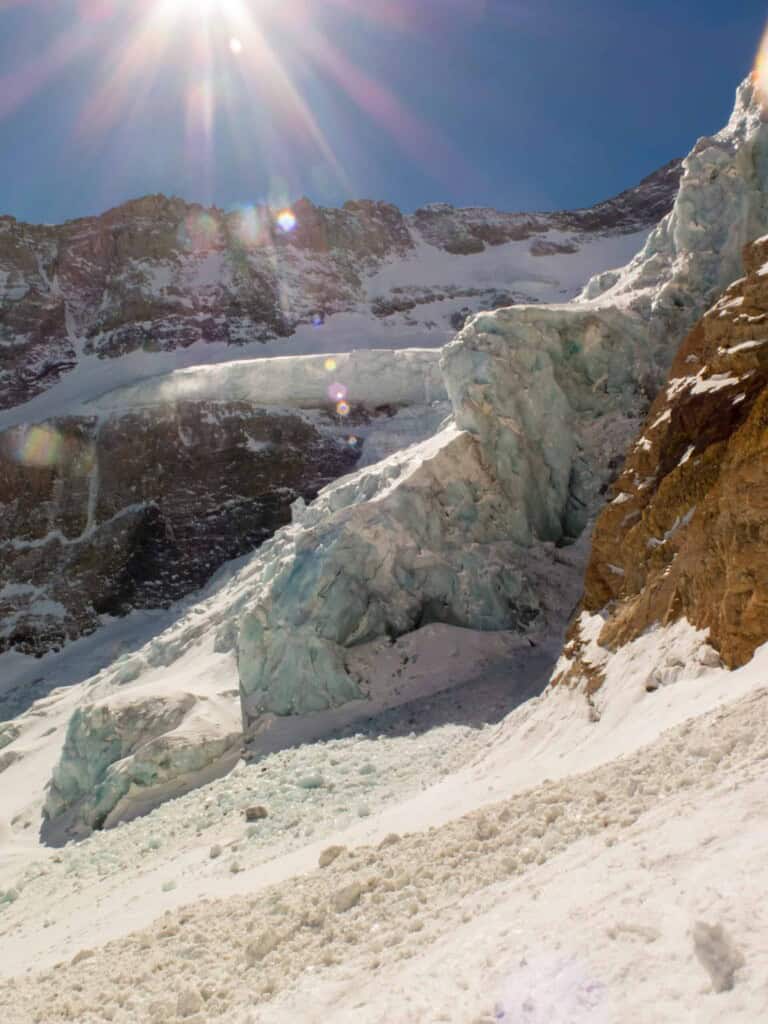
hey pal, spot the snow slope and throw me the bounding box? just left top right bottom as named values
left=0, top=623, right=766, bottom=1022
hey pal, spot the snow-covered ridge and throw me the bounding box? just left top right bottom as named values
left=0, top=163, right=680, bottom=418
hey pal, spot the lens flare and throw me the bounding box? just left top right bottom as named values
left=346, top=435, right=359, bottom=447
left=323, top=356, right=337, bottom=371
left=180, top=211, right=221, bottom=250
left=328, top=382, right=348, bottom=402
left=8, top=425, right=94, bottom=475
left=754, top=26, right=768, bottom=108
left=232, top=204, right=270, bottom=247
left=336, top=400, right=350, bottom=417
left=229, top=37, right=243, bottom=55
left=14, top=426, right=63, bottom=469
left=276, top=208, right=297, bottom=233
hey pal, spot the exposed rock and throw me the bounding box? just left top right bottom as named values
left=244, top=805, right=268, bottom=822
left=557, top=235, right=768, bottom=692
left=0, top=402, right=358, bottom=655
left=412, top=159, right=682, bottom=252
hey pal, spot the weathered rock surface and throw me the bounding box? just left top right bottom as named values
left=555, top=235, right=768, bottom=692
left=0, top=403, right=357, bottom=655
left=0, top=168, right=681, bottom=413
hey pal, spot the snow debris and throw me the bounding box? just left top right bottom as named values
left=0, top=665, right=766, bottom=1022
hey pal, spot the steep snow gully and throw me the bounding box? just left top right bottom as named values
left=0, top=76, right=767, bottom=1024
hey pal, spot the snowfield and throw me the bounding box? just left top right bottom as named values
left=0, top=623, right=767, bottom=1022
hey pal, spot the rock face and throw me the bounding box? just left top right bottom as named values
left=0, top=168, right=681, bottom=415
left=555, top=235, right=768, bottom=693
left=0, top=404, right=357, bottom=654
left=0, top=349, right=447, bottom=655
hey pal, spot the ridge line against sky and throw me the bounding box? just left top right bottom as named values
left=0, top=0, right=766, bottom=224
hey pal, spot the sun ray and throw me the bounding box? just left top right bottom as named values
left=76, top=6, right=180, bottom=136
left=753, top=23, right=768, bottom=109
left=292, top=19, right=472, bottom=183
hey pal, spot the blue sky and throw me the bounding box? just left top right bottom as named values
left=0, top=0, right=766, bottom=223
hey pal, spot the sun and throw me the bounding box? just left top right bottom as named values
left=154, top=0, right=246, bottom=27
left=163, top=0, right=234, bottom=16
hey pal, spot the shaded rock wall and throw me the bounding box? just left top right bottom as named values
left=0, top=402, right=359, bottom=655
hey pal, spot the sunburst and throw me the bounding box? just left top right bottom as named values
left=1, top=0, right=461, bottom=207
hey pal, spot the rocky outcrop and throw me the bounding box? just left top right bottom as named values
left=0, top=350, right=447, bottom=655
left=412, top=159, right=683, bottom=251
left=555, top=235, right=768, bottom=693
left=0, top=404, right=358, bottom=654
left=0, top=167, right=681, bottom=414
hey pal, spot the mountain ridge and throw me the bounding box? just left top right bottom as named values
left=0, top=160, right=682, bottom=415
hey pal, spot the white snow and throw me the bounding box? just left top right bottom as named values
left=719, top=338, right=767, bottom=354
left=679, top=444, right=696, bottom=466
left=0, top=617, right=766, bottom=1022
left=690, top=373, right=742, bottom=395
left=650, top=408, right=671, bottom=429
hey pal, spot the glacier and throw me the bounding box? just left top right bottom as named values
left=35, top=77, right=768, bottom=838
